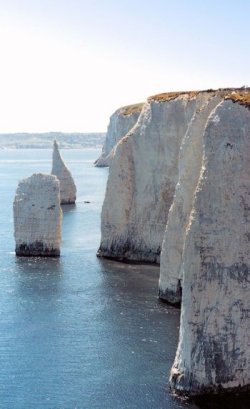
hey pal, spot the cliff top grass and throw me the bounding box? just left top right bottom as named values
left=148, top=87, right=250, bottom=109
left=118, top=103, right=144, bottom=116
left=224, top=89, right=250, bottom=108
left=148, top=90, right=201, bottom=102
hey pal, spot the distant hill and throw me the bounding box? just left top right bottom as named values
left=0, top=132, right=106, bottom=149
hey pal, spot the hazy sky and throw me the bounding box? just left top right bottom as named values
left=0, top=0, right=249, bottom=132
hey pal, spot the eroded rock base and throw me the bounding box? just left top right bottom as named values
left=97, top=244, right=160, bottom=264
left=158, top=281, right=182, bottom=306
left=16, top=241, right=60, bottom=257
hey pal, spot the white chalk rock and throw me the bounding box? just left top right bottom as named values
left=170, top=100, right=250, bottom=395
left=159, top=93, right=222, bottom=303
left=98, top=94, right=198, bottom=262
left=13, top=173, right=62, bottom=256
left=95, top=103, right=143, bottom=167
left=51, top=140, right=76, bottom=204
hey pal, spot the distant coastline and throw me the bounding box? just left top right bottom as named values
left=0, top=132, right=106, bottom=149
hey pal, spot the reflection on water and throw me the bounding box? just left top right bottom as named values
left=1, top=255, right=185, bottom=409
left=0, top=149, right=248, bottom=409
left=14, top=257, right=63, bottom=297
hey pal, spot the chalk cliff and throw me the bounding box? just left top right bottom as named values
left=95, top=103, right=143, bottom=167
left=13, top=173, right=62, bottom=256
left=170, top=98, right=250, bottom=395
left=159, top=90, right=250, bottom=303
left=98, top=93, right=210, bottom=262
left=51, top=140, right=77, bottom=204
left=159, top=93, right=222, bottom=303
left=98, top=88, right=250, bottom=396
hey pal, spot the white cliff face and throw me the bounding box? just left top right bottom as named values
left=170, top=100, right=250, bottom=395
left=98, top=88, right=250, bottom=396
left=51, top=140, right=77, bottom=204
left=98, top=95, right=198, bottom=262
left=13, top=173, right=62, bottom=256
left=159, top=93, right=222, bottom=303
left=95, top=103, right=143, bottom=167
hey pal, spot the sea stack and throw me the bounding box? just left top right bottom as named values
left=13, top=173, right=62, bottom=256
left=51, top=140, right=77, bottom=204
left=95, top=103, right=143, bottom=167
left=169, top=98, right=250, bottom=395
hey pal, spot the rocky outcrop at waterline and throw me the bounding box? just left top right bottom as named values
left=51, top=140, right=77, bottom=204
left=170, top=98, right=250, bottom=395
left=13, top=173, right=62, bottom=256
left=98, top=87, right=250, bottom=396
left=95, top=103, right=143, bottom=167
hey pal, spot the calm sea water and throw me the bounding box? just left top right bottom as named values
left=0, top=148, right=244, bottom=409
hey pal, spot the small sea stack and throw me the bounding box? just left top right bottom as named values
left=51, top=140, right=77, bottom=204
left=13, top=173, right=62, bottom=257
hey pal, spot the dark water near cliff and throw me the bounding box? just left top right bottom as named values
left=0, top=149, right=246, bottom=409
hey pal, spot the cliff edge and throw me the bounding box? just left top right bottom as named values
left=95, top=103, right=143, bottom=167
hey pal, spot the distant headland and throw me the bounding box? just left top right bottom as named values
left=0, top=132, right=105, bottom=149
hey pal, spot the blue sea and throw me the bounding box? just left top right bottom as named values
left=0, top=148, right=245, bottom=409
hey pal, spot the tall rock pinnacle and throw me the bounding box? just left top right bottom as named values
left=51, top=140, right=77, bottom=204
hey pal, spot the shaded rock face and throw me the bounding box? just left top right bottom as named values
left=159, top=93, right=222, bottom=303
left=95, top=104, right=143, bottom=167
left=98, top=96, right=198, bottom=262
left=51, top=140, right=77, bottom=204
left=169, top=100, right=250, bottom=395
left=13, top=173, right=62, bottom=256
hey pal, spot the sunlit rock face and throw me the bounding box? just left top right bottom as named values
left=98, top=95, right=198, bottom=262
left=159, top=93, right=222, bottom=304
left=51, top=140, right=77, bottom=204
left=170, top=100, right=250, bottom=395
left=97, top=87, right=250, bottom=395
left=95, top=103, right=143, bottom=167
left=13, top=173, right=62, bottom=256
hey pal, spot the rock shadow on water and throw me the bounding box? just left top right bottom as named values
left=96, top=258, right=182, bottom=383
left=61, top=203, right=76, bottom=214
left=97, top=260, right=249, bottom=409
left=97, top=257, right=161, bottom=296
